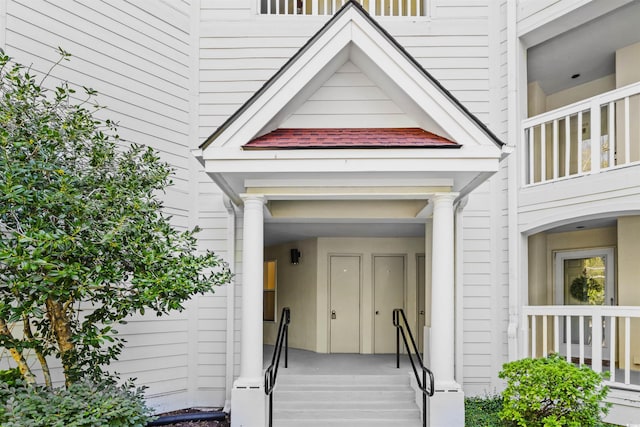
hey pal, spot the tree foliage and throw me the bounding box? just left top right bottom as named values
left=0, top=48, right=231, bottom=386
left=499, top=354, right=610, bottom=427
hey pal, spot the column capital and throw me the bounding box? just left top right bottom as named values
left=432, top=192, right=459, bottom=203
left=240, top=193, right=266, bottom=205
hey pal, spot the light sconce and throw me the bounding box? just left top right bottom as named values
left=290, top=248, right=301, bottom=264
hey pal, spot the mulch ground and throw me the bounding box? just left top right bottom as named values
left=154, top=408, right=230, bottom=427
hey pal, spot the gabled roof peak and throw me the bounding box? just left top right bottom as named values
left=200, top=0, right=504, bottom=151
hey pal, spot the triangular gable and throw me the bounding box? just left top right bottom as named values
left=278, top=60, right=424, bottom=131
left=200, top=0, right=505, bottom=152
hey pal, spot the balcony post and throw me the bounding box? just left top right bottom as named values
left=590, top=98, right=601, bottom=174
left=591, top=308, right=603, bottom=373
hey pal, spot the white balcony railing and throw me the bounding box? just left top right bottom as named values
left=260, top=0, right=427, bottom=17
left=522, top=81, right=640, bottom=186
left=522, top=305, right=640, bottom=391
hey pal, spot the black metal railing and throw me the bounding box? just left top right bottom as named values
left=264, top=307, right=291, bottom=427
left=393, top=308, right=434, bottom=427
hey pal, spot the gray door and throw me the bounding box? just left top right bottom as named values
left=330, top=255, right=361, bottom=353
left=374, top=255, right=405, bottom=353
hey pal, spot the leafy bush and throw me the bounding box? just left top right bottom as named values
left=465, top=394, right=503, bottom=427
left=499, top=354, right=610, bottom=427
left=0, top=380, right=155, bottom=427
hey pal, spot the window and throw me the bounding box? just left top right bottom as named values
left=263, top=260, right=277, bottom=321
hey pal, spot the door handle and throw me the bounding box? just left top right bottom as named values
left=375, top=310, right=379, bottom=315
left=419, top=310, right=425, bottom=315
left=331, top=310, right=336, bottom=319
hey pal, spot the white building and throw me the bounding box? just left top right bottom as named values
left=2, top=1, right=640, bottom=426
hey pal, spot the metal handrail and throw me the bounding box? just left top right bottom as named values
left=264, top=307, right=290, bottom=427
left=393, top=308, right=434, bottom=427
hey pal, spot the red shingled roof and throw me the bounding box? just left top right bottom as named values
left=243, top=128, right=461, bottom=150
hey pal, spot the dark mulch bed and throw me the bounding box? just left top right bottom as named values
left=153, top=408, right=230, bottom=427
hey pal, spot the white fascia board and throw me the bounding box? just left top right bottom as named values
left=191, top=148, right=205, bottom=167
left=204, top=157, right=500, bottom=174
left=244, top=178, right=455, bottom=187
left=259, top=192, right=434, bottom=201
left=203, top=145, right=501, bottom=161
left=348, top=18, right=498, bottom=148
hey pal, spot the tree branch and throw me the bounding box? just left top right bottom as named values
left=0, top=317, right=36, bottom=385
left=22, top=314, right=51, bottom=388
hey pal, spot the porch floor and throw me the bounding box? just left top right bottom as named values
left=263, top=345, right=415, bottom=375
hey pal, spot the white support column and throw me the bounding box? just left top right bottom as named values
left=231, top=195, right=266, bottom=427
left=430, top=192, right=457, bottom=386
left=428, top=192, right=464, bottom=427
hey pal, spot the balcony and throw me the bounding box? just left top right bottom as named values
left=522, top=305, right=640, bottom=391
left=260, top=0, right=427, bottom=17
left=522, top=82, right=640, bottom=187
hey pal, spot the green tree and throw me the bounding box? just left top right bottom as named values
left=0, top=48, right=231, bottom=387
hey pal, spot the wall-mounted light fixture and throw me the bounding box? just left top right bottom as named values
left=290, top=248, right=301, bottom=264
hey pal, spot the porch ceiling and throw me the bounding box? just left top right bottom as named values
left=527, top=1, right=640, bottom=94
left=264, top=220, right=425, bottom=246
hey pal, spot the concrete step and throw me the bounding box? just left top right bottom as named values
left=271, top=373, right=422, bottom=427
left=276, top=400, right=418, bottom=410
left=274, top=389, right=415, bottom=401
left=274, top=408, right=420, bottom=420
left=277, top=374, right=410, bottom=385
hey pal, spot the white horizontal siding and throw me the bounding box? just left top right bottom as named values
left=201, top=0, right=253, bottom=20
left=194, top=181, right=232, bottom=405
left=199, top=17, right=492, bottom=138
left=461, top=179, right=496, bottom=396
left=432, top=0, right=489, bottom=19
left=3, top=0, right=201, bottom=412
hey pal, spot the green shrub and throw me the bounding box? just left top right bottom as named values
left=499, top=354, right=610, bottom=427
left=0, top=380, right=155, bottom=427
left=465, top=394, right=503, bottom=426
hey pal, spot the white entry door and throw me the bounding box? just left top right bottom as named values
left=374, top=255, right=405, bottom=354
left=555, top=248, right=615, bottom=359
left=329, top=255, right=361, bottom=353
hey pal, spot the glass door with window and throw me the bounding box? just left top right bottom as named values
left=554, top=248, right=614, bottom=360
